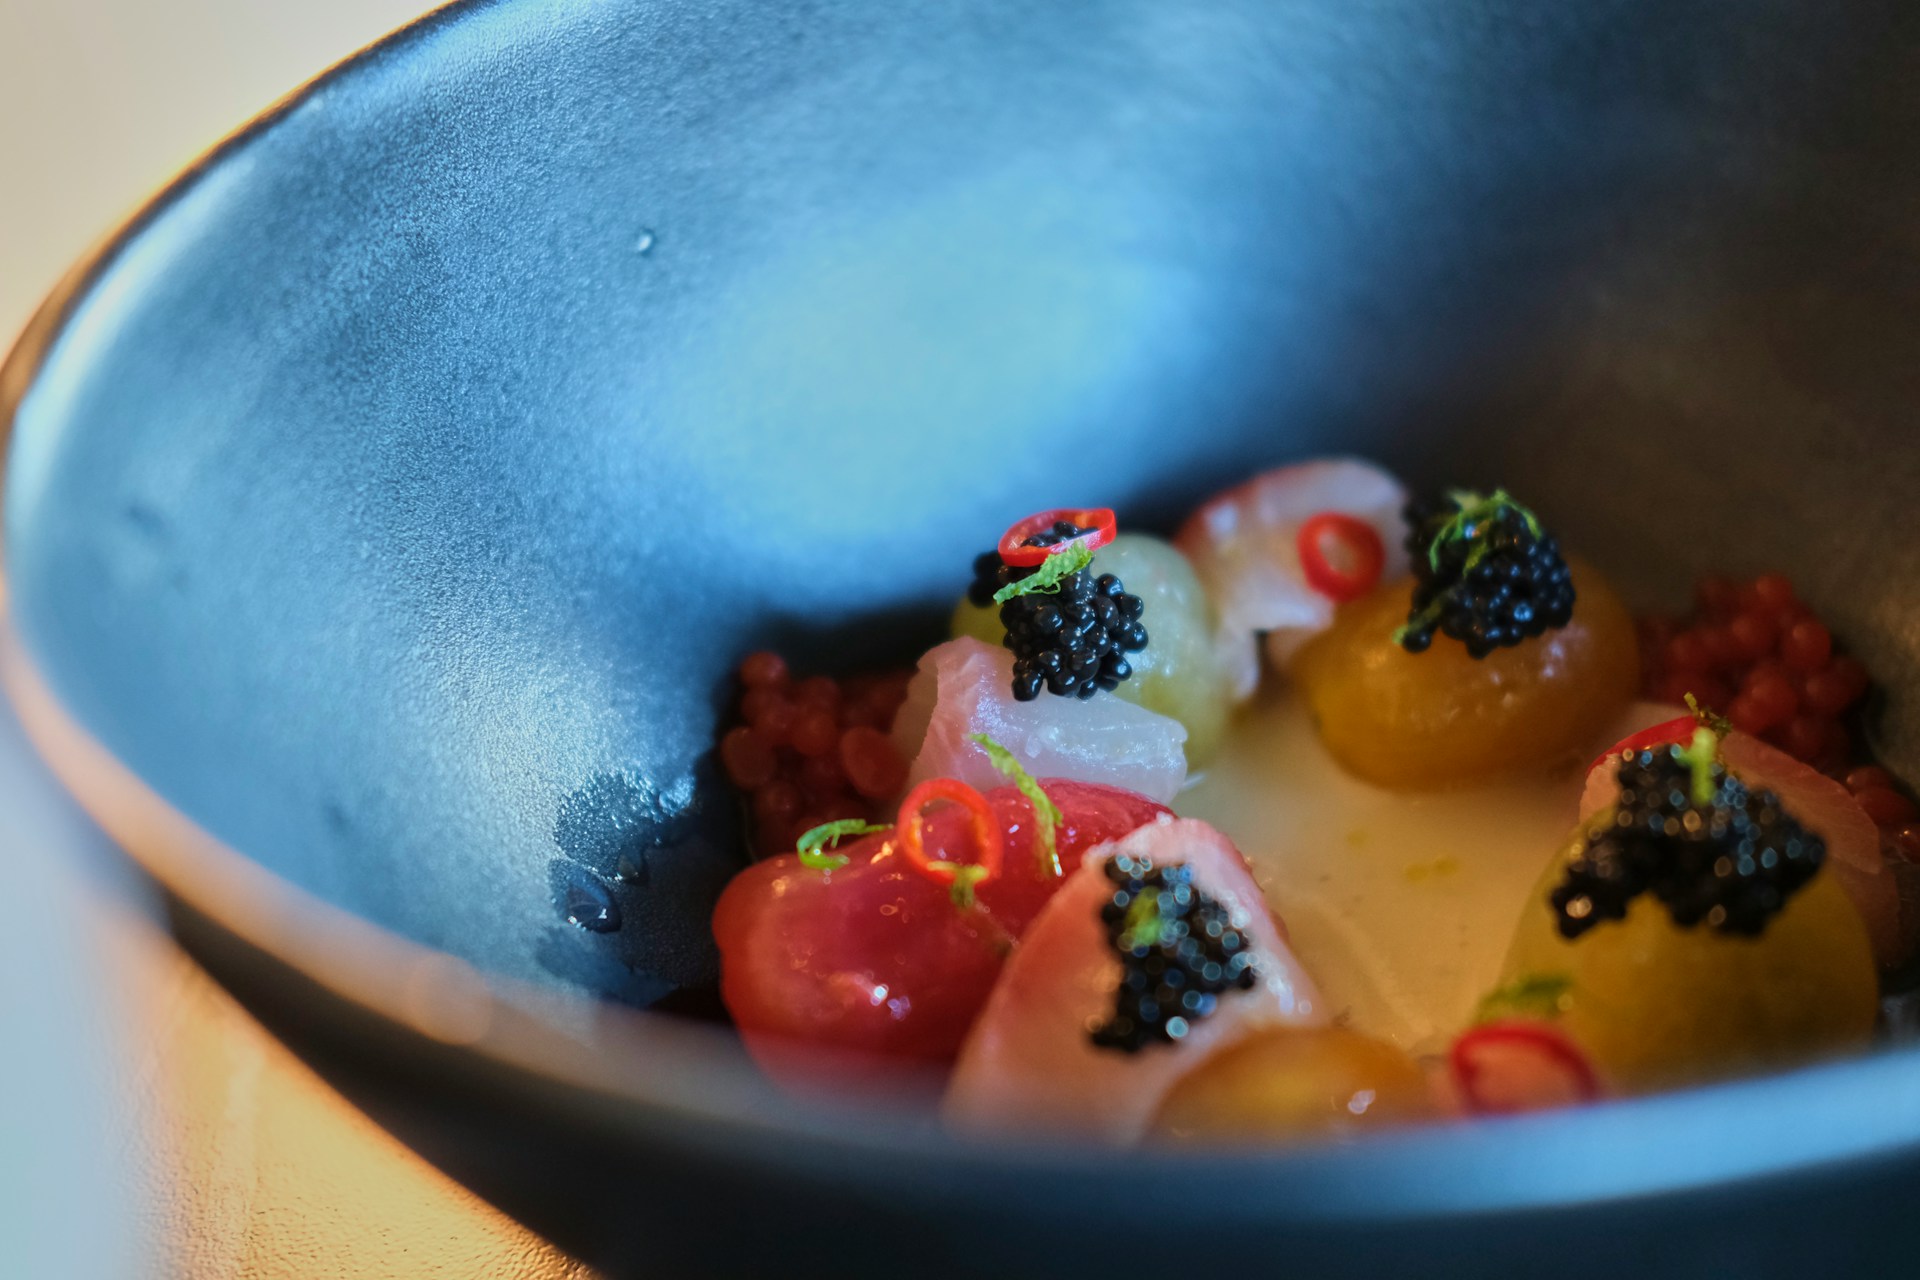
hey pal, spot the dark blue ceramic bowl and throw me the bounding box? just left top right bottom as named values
left=8, top=0, right=1920, bottom=1274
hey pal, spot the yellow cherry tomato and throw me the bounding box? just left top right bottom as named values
left=1151, top=1026, right=1433, bottom=1143
left=1290, top=560, right=1638, bottom=789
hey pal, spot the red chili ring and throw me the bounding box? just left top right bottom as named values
left=896, top=778, right=1004, bottom=890
left=998, top=508, right=1118, bottom=568
left=1585, top=715, right=1696, bottom=776
left=1296, top=511, right=1387, bottom=603
left=1450, top=1020, right=1602, bottom=1115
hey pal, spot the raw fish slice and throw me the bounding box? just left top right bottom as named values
left=944, top=816, right=1325, bottom=1145
left=1174, top=458, right=1409, bottom=693
left=1581, top=701, right=1904, bottom=967
left=892, top=638, right=1188, bottom=805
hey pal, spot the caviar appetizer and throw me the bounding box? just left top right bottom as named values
left=1497, top=714, right=1880, bottom=1093
left=697, top=455, right=1919, bottom=1148
left=962, top=510, right=1147, bottom=701
left=1393, top=489, right=1576, bottom=657
left=1579, top=704, right=1901, bottom=966
left=1289, top=488, right=1638, bottom=789
left=953, top=511, right=1239, bottom=764
left=944, top=816, right=1325, bottom=1144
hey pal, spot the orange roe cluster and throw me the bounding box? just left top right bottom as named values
left=1638, top=572, right=1869, bottom=775
left=718, top=651, right=912, bottom=857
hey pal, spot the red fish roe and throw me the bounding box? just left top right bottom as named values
left=1843, top=766, right=1920, bottom=872
left=719, top=652, right=913, bottom=856
left=1639, top=572, right=1870, bottom=777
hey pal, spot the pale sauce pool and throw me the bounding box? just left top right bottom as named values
left=1178, top=687, right=1588, bottom=1054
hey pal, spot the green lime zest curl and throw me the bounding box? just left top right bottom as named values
left=1684, top=692, right=1733, bottom=739
left=1430, top=488, right=1543, bottom=576
left=1474, top=972, right=1574, bottom=1024
left=992, top=543, right=1094, bottom=605
left=927, top=861, right=993, bottom=911
left=795, top=819, right=889, bottom=871
left=968, top=731, right=1064, bottom=877
left=1392, top=488, right=1546, bottom=647
left=1119, top=890, right=1168, bottom=951
left=1673, top=723, right=1723, bottom=809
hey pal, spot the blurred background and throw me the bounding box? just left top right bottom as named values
left=0, top=2, right=591, bottom=1275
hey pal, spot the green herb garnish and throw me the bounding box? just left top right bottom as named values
left=1391, top=488, right=1546, bottom=646
left=968, top=731, right=1064, bottom=876
left=795, top=819, right=889, bottom=871
left=1673, top=723, right=1724, bottom=808
left=933, top=862, right=993, bottom=911
left=991, top=542, right=1094, bottom=605
left=1428, top=488, right=1542, bottom=575
left=1390, top=611, right=1438, bottom=648
left=1684, top=692, right=1733, bottom=739
left=1474, top=972, right=1573, bottom=1024
left=1118, top=889, right=1168, bottom=951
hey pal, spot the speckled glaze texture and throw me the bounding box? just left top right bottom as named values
left=7, top=0, right=1920, bottom=1273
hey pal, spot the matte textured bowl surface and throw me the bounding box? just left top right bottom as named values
left=6, top=0, right=1920, bottom=1274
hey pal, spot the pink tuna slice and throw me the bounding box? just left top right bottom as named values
left=943, top=816, right=1325, bottom=1144
left=1580, top=701, right=1904, bottom=968
left=1174, top=457, right=1409, bottom=696
left=891, top=637, right=1188, bottom=806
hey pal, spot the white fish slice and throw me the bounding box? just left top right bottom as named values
left=1175, top=457, right=1409, bottom=693
left=944, top=816, right=1325, bottom=1145
left=892, top=637, right=1188, bottom=805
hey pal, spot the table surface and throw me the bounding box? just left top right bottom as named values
left=1, top=3, right=593, bottom=1275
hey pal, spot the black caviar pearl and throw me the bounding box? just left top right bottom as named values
left=967, top=521, right=1152, bottom=702
left=1090, top=854, right=1260, bottom=1054
left=1552, top=744, right=1825, bottom=939
left=966, top=550, right=1006, bottom=608
left=1398, top=490, right=1577, bottom=659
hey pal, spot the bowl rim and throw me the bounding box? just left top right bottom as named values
left=6, top=0, right=1920, bottom=1219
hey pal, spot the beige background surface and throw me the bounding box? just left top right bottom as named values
left=0, top=2, right=594, bottom=1275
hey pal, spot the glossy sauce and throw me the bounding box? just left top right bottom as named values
left=1178, top=688, right=1584, bottom=1054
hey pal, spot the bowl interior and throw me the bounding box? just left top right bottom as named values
left=7, top=0, right=1920, bottom=1022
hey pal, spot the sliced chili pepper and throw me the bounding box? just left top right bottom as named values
left=896, top=778, right=1004, bottom=910
left=1296, top=511, right=1387, bottom=603
left=1450, top=1020, right=1601, bottom=1115
left=998, top=508, right=1118, bottom=568
left=1583, top=695, right=1732, bottom=775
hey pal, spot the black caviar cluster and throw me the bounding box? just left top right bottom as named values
left=1551, top=745, right=1825, bottom=939
left=1090, top=853, right=1259, bottom=1053
left=1398, top=491, right=1575, bottom=658
left=967, top=522, right=1148, bottom=702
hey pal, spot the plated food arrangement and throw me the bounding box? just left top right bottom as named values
left=706, top=458, right=1917, bottom=1145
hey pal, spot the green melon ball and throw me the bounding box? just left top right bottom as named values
left=1094, top=534, right=1235, bottom=766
